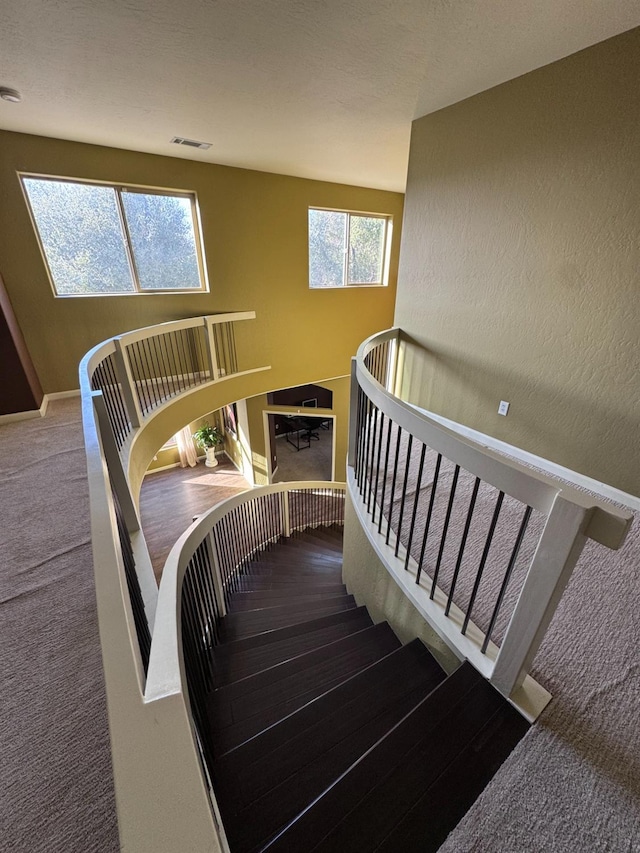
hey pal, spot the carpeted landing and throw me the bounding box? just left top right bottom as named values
left=0, top=399, right=119, bottom=852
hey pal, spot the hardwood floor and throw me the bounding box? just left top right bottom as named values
left=139, top=457, right=250, bottom=582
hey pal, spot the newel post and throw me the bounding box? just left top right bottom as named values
left=347, top=357, right=359, bottom=470
left=205, top=531, right=227, bottom=618
left=491, top=495, right=592, bottom=697
left=203, top=317, right=220, bottom=381
left=282, top=490, right=291, bottom=538
left=113, top=337, right=143, bottom=428
left=92, top=392, right=140, bottom=533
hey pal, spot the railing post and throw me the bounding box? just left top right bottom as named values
left=203, top=317, right=220, bottom=381
left=348, top=357, right=359, bottom=469
left=113, top=338, right=143, bottom=428
left=390, top=330, right=402, bottom=398
left=92, top=392, right=140, bottom=533
left=205, top=531, right=227, bottom=617
left=282, top=490, right=291, bottom=538
left=491, top=495, right=592, bottom=697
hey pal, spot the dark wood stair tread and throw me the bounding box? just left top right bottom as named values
left=260, top=663, right=528, bottom=853
left=228, top=584, right=346, bottom=605
left=212, top=608, right=370, bottom=658
left=212, top=609, right=373, bottom=687
left=203, top=528, right=530, bottom=853
left=215, top=639, right=441, bottom=768
left=219, top=597, right=357, bottom=642
left=374, top=704, right=529, bottom=853
left=208, top=623, right=401, bottom=729
left=209, top=626, right=401, bottom=756
left=234, top=578, right=346, bottom=593
left=216, top=643, right=448, bottom=851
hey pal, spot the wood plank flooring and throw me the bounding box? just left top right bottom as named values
left=139, top=458, right=250, bottom=582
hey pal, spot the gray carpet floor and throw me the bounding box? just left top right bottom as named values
left=272, top=423, right=333, bottom=483
left=2, top=398, right=638, bottom=852
left=0, top=399, right=119, bottom=852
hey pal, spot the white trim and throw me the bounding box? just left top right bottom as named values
left=144, top=454, right=209, bottom=476
left=0, top=400, right=46, bottom=424
left=45, top=389, right=81, bottom=400
left=346, top=469, right=551, bottom=723
left=0, top=389, right=81, bottom=425
left=409, top=405, right=640, bottom=513
left=145, top=461, right=181, bottom=474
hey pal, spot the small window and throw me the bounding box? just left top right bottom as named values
left=308, top=208, right=391, bottom=289
left=20, top=174, right=208, bottom=296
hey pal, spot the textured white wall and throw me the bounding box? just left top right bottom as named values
left=395, top=27, right=640, bottom=495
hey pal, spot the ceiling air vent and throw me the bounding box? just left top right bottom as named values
left=170, top=136, right=212, bottom=150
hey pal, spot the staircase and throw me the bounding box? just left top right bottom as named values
left=206, top=526, right=529, bottom=853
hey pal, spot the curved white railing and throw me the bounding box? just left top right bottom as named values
left=146, top=483, right=346, bottom=804
left=348, top=328, right=633, bottom=720
left=80, top=312, right=272, bottom=853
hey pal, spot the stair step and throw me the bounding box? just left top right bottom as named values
left=219, top=596, right=356, bottom=642
left=233, top=578, right=346, bottom=593
left=259, top=663, right=525, bottom=853
left=213, top=609, right=368, bottom=658
left=212, top=608, right=373, bottom=687
left=245, top=556, right=342, bottom=573
left=242, top=560, right=343, bottom=576
left=215, top=639, right=439, bottom=767
left=208, top=623, right=400, bottom=729
left=216, top=643, right=447, bottom=850
left=227, top=587, right=347, bottom=612
left=291, top=532, right=343, bottom=555
left=295, top=527, right=343, bottom=549
left=278, top=537, right=342, bottom=557
left=208, top=624, right=400, bottom=756
left=374, top=704, right=529, bottom=853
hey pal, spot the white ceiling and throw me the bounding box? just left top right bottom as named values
left=1, top=0, right=639, bottom=192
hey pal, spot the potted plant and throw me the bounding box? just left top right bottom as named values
left=192, top=422, right=224, bottom=468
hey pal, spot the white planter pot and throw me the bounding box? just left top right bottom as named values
left=205, top=447, right=219, bottom=468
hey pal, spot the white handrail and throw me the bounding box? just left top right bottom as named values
left=349, top=328, right=633, bottom=719
left=78, top=310, right=270, bottom=853
left=355, top=330, right=631, bottom=549
left=146, top=482, right=346, bottom=702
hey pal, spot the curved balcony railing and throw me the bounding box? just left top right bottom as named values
left=348, top=328, right=633, bottom=719
left=81, top=312, right=268, bottom=681
left=146, top=483, right=345, bottom=802
left=80, top=312, right=274, bottom=852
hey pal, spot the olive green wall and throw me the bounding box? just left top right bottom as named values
left=0, top=130, right=402, bottom=394
left=395, top=27, right=640, bottom=495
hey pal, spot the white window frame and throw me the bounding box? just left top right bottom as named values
left=308, top=207, right=393, bottom=289
left=18, top=172, right=210, bottom=297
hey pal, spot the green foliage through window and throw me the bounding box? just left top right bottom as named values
left=308, top=208, right=390, bottom=289
left=21, top=175, right=207, bottom=296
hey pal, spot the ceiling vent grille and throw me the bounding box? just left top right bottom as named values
left=170, top=136, right=212, bottom=150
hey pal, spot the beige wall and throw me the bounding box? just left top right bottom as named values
left=342, top=492, right=458, bottom=674
left=395, top=27, right=640, bottom=495
left=0, top=130, right=402, bottom=394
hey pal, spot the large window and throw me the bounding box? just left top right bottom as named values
left=308, top=207, right=391, bottom=289
left=20, top=174, right=208, bottom=296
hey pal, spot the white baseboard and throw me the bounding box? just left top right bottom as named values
left=46, top=389, right=81, bottom=401
left=0, top=388, right=82, bottom=425
left=0, top=401, right=46, bottom=424
left=410, top=404, right=640, bottom=512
